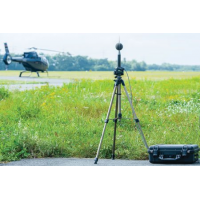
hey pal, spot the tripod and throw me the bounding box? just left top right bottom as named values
left=94, top=43, right=149, bottom=164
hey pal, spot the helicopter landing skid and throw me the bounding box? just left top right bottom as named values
left=19, top=71, right=40, bottom=77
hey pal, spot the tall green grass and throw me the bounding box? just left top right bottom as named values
left=0, top=78, right=200, bottom=162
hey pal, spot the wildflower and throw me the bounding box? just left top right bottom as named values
left=41, top=102, right=46, bottom=106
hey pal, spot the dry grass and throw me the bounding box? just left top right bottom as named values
left=1, top=70, right=200, bottom=80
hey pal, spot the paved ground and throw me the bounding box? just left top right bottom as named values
left=0, top=76, right=72, bottom=91
left=0, top=158, right=200, bottom=166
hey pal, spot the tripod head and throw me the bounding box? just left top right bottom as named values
left=114, top=43, right=124, bottom=77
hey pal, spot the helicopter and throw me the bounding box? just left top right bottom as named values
left=2, top=43, right=71, bottom=77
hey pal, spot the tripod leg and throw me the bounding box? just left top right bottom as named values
left=112, top=86, right=118, bottom=160
left=123, top=85, right=149, bottom=149
left=94, top=85, right=117, bottom=164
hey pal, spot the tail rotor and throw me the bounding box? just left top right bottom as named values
left=3, top=43, right=12, bottom=65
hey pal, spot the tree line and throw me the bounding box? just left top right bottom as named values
left=0, top=53, right=200, bottom=71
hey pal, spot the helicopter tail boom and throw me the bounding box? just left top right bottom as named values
left=4, top=43, right=9, bottom=54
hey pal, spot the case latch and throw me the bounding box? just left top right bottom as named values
left=182, top=145, right=188, bottom=156
left=153, top=146, right=159, bottom=157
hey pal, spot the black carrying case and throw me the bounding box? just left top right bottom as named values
left=148, top=144, right=199, bottom=164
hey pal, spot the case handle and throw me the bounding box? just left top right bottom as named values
left=159, top=155, right=181, bottom=161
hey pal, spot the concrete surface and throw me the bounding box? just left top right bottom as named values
left=0, top=158, right=200, bottom=166
left=0, top=76, right=72, bottom=91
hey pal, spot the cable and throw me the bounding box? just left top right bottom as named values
left=124, top=68, right=133, bottom=104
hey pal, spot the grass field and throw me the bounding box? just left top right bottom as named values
left=2, top=70, right=200, bottom=80
left=0, top=71, right=200, bottom=162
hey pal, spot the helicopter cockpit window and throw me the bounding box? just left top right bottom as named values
left=24, top=53, right=38, bottom=58
left=24, top=53, right=29, bottom=58
left=31, top=53, right=37, bottom=58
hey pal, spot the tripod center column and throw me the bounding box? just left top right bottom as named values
left=118, top=84, right=122, bottom=121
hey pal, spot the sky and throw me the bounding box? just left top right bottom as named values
left=0, top=33, right=200, bottom=65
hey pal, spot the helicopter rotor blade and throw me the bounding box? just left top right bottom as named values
left=28, top=47, right=73, bottom=55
